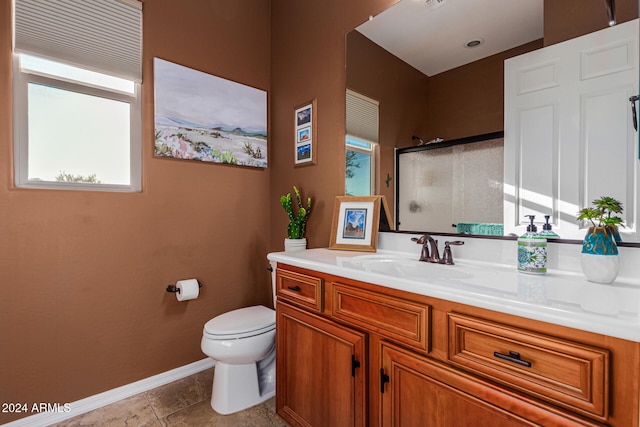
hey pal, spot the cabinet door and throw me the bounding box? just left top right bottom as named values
left=276, top=301, right=367, bottom=427
left=379, top=342, right=596, bottom=427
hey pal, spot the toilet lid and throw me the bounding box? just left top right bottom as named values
left=203, top=305, right=275, bottom=338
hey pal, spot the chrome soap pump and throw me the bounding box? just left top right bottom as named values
left=517, top=215, right=547, bottom=274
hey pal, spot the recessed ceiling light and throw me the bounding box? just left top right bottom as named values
left=465, top=38, right=484, bottom=48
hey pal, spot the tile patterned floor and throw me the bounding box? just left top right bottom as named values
left=49, top=368, right=288, bottom=426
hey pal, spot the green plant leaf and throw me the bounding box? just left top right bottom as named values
left=281, top=186, right=311, bottom=238
left=576, top=196, right=624, bottom=228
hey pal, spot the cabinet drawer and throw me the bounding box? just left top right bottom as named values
left=276, top=269, right=323, bottom=312
left=448, top=313, right=609, bottom=421
left=332, top=283, right=430, bottom=352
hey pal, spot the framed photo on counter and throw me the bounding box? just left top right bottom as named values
left=329, top=196, right=380, bottom=252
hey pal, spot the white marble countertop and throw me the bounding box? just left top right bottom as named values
left=268, top=248, right=640, bottom=342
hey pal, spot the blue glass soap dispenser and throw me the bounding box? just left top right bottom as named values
left=517, top=215, right=547, bottom=274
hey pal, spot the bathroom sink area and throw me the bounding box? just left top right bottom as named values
left=333, top=251, right=528, bottom=299
left=269, top=246, right=640, bottom=342
left=344, top=253, right=474, bottom=281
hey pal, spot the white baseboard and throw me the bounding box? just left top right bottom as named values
left=1, top=358, right=215, bottom=427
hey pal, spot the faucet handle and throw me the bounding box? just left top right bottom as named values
left=440, top=241, right=465, bottom=265
left=412, top=235, right=431, bottom=262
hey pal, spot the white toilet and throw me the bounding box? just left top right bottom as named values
left=200, top=267, right=278, bottom=415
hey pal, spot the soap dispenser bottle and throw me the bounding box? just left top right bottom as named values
left=540, top=215, right=560, bottom=238
left=518, top=215, right=547, bottom=274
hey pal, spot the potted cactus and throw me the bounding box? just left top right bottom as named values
left=577, top=196, right=624, bottom=284
left=280, top=186, right=311, bottom=251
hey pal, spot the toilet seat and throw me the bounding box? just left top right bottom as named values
left=203, top=305, right=275, bottom=340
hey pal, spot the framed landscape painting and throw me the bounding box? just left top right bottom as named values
left=329, top=196, right=380, bottom=252
left=153, top=58, right=267, bottom=168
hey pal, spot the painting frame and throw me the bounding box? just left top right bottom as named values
left=153, top=58, right=268, bottom=168
left=294, top=99, right=317, bottom=166
left=329, top=196, right=381, bottom=252
left=379, top=195, right=395, bottom=231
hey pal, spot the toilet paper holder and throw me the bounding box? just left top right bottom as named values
left=166, top=281, right=202, bottom=294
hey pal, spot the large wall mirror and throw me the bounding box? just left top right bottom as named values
left=346, top=0, right=640, bottom=245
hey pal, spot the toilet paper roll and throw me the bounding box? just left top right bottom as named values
left=176, top=279, right=199, bottom=301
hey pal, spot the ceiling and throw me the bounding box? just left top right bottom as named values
left=355, top=0, right=544, bottom=76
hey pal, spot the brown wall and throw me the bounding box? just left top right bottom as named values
left=346, top=30, right=428, bottom=219
left=269, top=0, right=398, bottom=251
left=0, top=0, right=271, bottom=423
left=423, top=40, right=543, bottom=142
left=544, top=0, right=638, bottom=46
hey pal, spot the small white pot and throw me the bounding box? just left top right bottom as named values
left=580, top=253, right=619, bottom=284
left=284, top=238, right=307, bottom=252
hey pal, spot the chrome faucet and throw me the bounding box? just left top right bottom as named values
left=411, top=235, right=464, bottom=264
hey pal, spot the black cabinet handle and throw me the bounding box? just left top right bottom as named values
left=493, top=350, right=532, bottom=368
left=351, top=355, right=361, bottom=377
left=380, top=368, right=390, bottom=393
left=287, top=285, right=301, bottom=292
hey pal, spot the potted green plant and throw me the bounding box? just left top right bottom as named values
left=280, top=186, right=311, bottom=251
left=577, top=196, right=624, bottom=284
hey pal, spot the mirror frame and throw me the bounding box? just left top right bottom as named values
left=392, top=132, right=640, bottom=248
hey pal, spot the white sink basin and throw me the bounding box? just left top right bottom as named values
left=348, top=254, right=473, bottom=281
left=392, top=260, right=473, bottom=280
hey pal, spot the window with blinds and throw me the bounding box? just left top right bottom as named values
left=346, top=90, right=379, bottom=196
left=13, top=0, right=142, bottom=192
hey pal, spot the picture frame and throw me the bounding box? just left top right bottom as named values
left=329, top=196, right=381, bottom=252
left=294, top=99, right=317, bottom=166
left=153, top=58, right=267, bottom=168
left=379, top=195, right=395, bottom=231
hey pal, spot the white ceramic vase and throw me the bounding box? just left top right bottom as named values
left=580, top=253, right=619, bottom=284
left=284, top=238, right=307, bottom=252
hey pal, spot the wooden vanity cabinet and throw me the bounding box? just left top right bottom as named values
left=276, top=301, right=367, bottom=427
left=379, top=342, right=594, bottom=427
left=274, top=264, right=640, bottom=427
left=447, top=313, right=610, bottom=421
left=276, top=268, right=324, bottom=313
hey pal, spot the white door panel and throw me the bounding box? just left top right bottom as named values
left=505, top=19, right=638, bottom=240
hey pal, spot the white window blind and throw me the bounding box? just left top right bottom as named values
left=346, top=89, right=379, bottom=143
left=14, top=0, right=142, bottom=82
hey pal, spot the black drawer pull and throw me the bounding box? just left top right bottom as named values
left=287, top=285, right=301, bottom=292
left=494, top=351, right=532, bottom=368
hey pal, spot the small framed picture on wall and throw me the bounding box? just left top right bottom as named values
left=294, top=99, right=317, bottom=166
